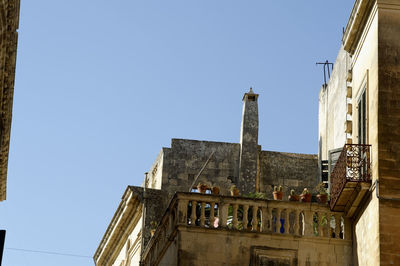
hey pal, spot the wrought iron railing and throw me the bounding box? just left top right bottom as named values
left=330, top=144, right=371, bottom=210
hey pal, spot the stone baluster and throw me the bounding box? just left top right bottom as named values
left=317, top=212, right=324, bottom=237
left=294, top=210, right=300, bottom=236
left=344, top=217, right=352, bottom=240
left=200, top=202, right=206, bottom=227
left=232, top=204, right=239, bottom=229
left=261, top=207, right=269, bottom=233
left=303, top=210, right=315, bottom=236
left=282, top=209, right=289, bottom=234
left=277, top=208, right=283, bottom=234
left=251, top=206, right=258, bottom=231
left=190, top=201, right=197, bottom=226
left=177, top=199, right=188, bottom=225
left=334, top=215, right=341, bottom=239
left=219, top=203, right=229, bottom=228
left=210, top=202, right=215, bottom=228
left=243, top=205, right=249, bottom=230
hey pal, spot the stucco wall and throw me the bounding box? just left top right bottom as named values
left=318, top=46, right=350, bottom=161
left=348, top=4, right=380, bottom=266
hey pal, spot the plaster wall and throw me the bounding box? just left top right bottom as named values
left=318, top=46, right=350, bottom=161
left=349, top=6, right=380, bottom=266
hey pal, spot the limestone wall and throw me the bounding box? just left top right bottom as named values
left=160, top=138, right=240, bottom=197
left=176, top=227, right=353, bottom=266
left=377, top=2, right=400, bottom=264
left=259, top=151, right=319, bottom=198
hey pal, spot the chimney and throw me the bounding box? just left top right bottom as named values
left=238, top=88, right=259, bottom=194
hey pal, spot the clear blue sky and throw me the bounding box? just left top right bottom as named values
left=1, top=1, right=354, bottom=265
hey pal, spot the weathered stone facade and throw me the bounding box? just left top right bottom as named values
left=95, top=0, right=400, bottom=265
left=0, top=0, right=20, bottom=201
left=319, top=0, right=400, bottom=264
left=94, top=89, right=320, bottom=266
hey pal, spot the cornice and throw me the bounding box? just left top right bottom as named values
left=343, top=0, right=400, bottom=55
left=94, top=186, right=144, bottom=265
left=343, top=0, right=376, bottom=55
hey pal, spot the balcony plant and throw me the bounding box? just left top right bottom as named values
left=230, top=185, right=240, bottom=196
left=300, top=188, right=312, bottom=202
left=288, top=189, right=299, bottom=201
left=150, top=221, right=158, bottom=236
left=316, top=182, right=328, bottom=204
left=212, top=186, right=220, bottom=195
left=273, top=185, right=283, bottom=200
left=197, top=182, right=208, bottom=193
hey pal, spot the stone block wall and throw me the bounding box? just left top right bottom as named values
left=160, top=138, right=240, bottom=198
left=259, top=151, right=319, bottom=198
left=377, top=3, right=400, bottom=264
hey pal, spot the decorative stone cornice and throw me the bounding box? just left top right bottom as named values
left=93, top=186, right=144, bottom=266
left=0, top=0, right=20, bottom=201
left=342, top=0, right=376, bottom=55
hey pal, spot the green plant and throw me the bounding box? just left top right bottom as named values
left=316, top=182, right=328, bottom=195
left=243, top=192, right=267, bottom=199
left=150, top=221, right=158, bottom=230
left=290, top=189, right=296, bottom=196
left=230, top=185, right=237, bottom=191
left=301, top=188, right=311, bottom=195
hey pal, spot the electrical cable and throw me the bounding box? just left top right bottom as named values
left=5, top=247, right=92, bottom=258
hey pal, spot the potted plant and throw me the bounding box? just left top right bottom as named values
left=197, top=182, right=208, bottom=193
left=150, top=221, right=158, bottom=236
left=316, top=182, right=328, bottom=204
left=300, top=188, right=312, bottom=202
left=288, top=189, right=299, bottom=201
left=230, top=185, right=240, bottom=196
left=212, top=186, right=220, bottom=195
left=273, top=185, right=283, bottom=200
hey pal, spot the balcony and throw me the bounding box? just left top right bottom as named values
left=330, top=144, right=372, bottom=216
left=142, top=193, right=352, bottom=265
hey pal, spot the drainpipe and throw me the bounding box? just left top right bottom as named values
left=370, top=179, right=400, bottom=201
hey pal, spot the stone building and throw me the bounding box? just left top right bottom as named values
left=0, top=0, right=20, bottom=201
left=94, top=0, right=400, bottom=265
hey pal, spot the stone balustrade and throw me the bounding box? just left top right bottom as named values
left=142, top=192, right=351, bottom=265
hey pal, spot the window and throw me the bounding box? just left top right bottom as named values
left=358, top=90, right=367, bottom=144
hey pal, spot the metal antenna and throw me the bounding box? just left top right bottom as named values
left=316, top=60, right=334, bottom=87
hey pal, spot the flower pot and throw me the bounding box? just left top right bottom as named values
left=300, top=193, right=312, bottom=202
left=197, top=184, right=207, bottom=193
left=288, top=195, right=299, bottom=201
left=273, top=191, right=283, bottom=200
left=317, top=194, right=328, bottom=203
left=212, top=187, right=220, bottom=195
left=230, top=188, right=240, bottom=196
